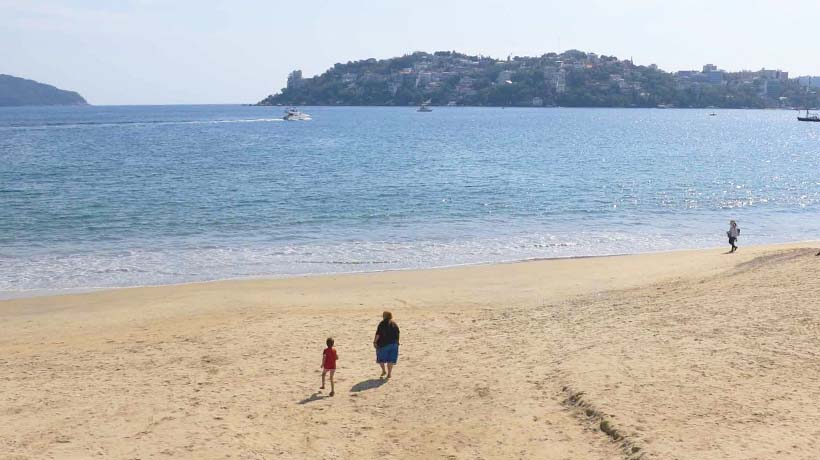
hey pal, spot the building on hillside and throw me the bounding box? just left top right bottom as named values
left=286, top=70, right=303, bottom=88
left=610, top=74, right=630, bottom=90
left=703, top=70, right=723, bottom=85
left=674, top=66, right=724, bottom=87
left=362, top=71, right=385, bottom=82
left=798, top=76, right=820, bottom=89
left=759, top=69, right=789, bottom=81
left=763, top=79, right=782, bottom=97
left=760, top=69, right=778, bottom=80
left=556, top=69, right=567, bottom=93
left=456, top=58, right=480, bottom=66
left=543, top=67, right=559, bottom=86
left=455, top=77, right=477, bottom=96
left=415, top=71, right=432, bottom=88
left=497, top=70, right=513, bottom=84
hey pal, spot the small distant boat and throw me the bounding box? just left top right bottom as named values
left=283, top=107, right=311, bottom=121
left=797, top=109, right=820, bottom=122
left=417, top=101, right=433, bottom=112
left=709, top=112, right=717, bottom=116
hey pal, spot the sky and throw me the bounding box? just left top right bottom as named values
left=3, top=0, right=819, bottom=105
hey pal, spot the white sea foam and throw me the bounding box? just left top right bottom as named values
left=0, top=229, right=745, bottom=299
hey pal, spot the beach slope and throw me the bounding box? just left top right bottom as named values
left=1, top=242, right=818, bottom=459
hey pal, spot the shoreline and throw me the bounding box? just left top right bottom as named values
left=255, top=104, right=798, bottom=110
left=3, top=240, right=818, bottom=303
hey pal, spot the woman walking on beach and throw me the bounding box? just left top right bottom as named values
left=373, top=311, right=400, bottom=379
left=727, top=220, right=740, bottom=253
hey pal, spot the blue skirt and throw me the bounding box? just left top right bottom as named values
left=376, top=343, right=399, bottom=364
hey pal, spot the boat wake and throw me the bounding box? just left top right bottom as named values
left=1, top=118, right=284, bottom=130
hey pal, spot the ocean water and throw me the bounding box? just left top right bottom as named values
left=1, top=105, right=819, bottom=298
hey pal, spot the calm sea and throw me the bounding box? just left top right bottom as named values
left=2, top=105, right=819, bottom=298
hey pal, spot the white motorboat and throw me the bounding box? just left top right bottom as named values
left=283, top=107, right=311, bottom=121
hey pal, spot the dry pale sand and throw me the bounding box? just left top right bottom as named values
left=2, top=242, right=820, bottom=460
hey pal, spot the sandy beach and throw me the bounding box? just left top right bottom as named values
left=2, top=242, right=820, bottom=460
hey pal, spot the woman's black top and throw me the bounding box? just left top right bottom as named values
left=375, top=320, right=400, bottom=347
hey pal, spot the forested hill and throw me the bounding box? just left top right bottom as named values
left=0, top=74, right=88, bottom=107
left=258, top=50, right=817, bottom=109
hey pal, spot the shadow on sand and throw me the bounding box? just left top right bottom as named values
left=297, top=392, right=327, bottom=404
left=350, top=378, right=387, bottom=393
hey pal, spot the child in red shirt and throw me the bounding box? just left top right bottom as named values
left=321, top=337, right=338, bottom=396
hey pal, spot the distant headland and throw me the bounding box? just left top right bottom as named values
left=258, top=50, right=819, bottom=109
left=0, top=74, right=88, bottom=107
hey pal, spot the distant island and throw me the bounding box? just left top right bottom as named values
left=0, top=74, right=88, bottom=107
left=258, top=50, right=819, bottom=109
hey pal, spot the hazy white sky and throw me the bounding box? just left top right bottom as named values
left=3, top=0, right=819, bottom=105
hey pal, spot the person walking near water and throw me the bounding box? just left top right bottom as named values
left=373, top=311, right=400, bottom=379
left=727, top=220, right=740, bottom=253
